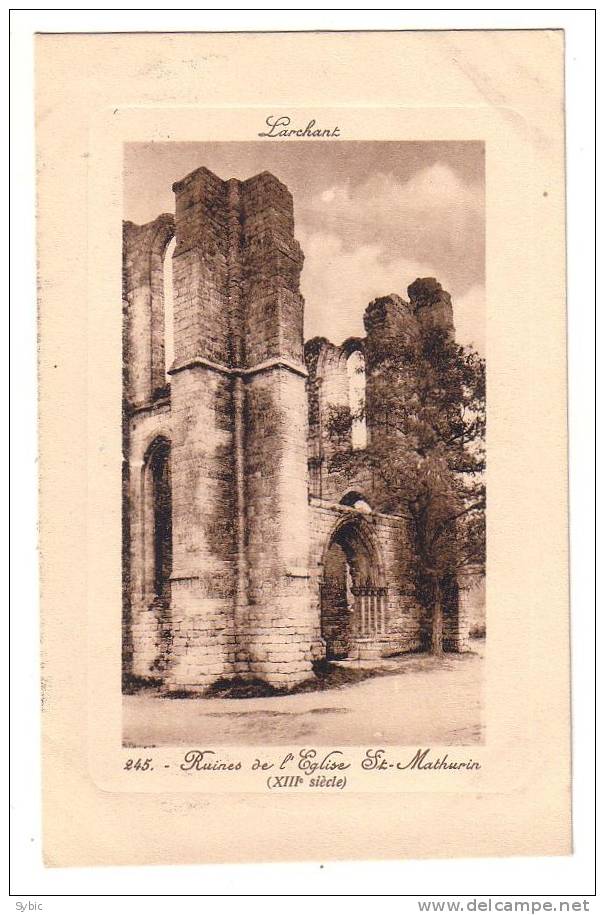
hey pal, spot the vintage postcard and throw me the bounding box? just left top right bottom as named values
left=37, top=30, right=569, bottom=866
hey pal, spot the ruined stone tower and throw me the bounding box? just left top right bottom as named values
left=124, top=167, right=316, bottom=689
left=122, top=166, right=474, bottom=692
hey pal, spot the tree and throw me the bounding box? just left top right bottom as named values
left=327, top=285, right=486, bottom=655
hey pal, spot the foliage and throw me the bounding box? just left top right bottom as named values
left=327, top=320, right=486, bottom=651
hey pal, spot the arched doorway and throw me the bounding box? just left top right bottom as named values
left=320, top=517, right=387, bottom=660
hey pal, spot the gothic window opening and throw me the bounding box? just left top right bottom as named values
left=163, top=236, right=176, bottom=379
left=347, top=349, right=367, bottom=450
left=340, top=491, right=372, bottom=513
left=147, top=439, right=172, bottom=601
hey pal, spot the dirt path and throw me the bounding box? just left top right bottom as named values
left=123, top=643, right=484, bottom=747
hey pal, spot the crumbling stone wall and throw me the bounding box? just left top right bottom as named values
left=122, top=166, right=474, bottom=691
left=305, top=282, right=472, bottom=652
left=122, top=214, right=175, bottom=677
left=123, top=166, right=315, bottom=689
left=305, top=286, right=456, bottom=516
left=123, top=214, right=175, bottom=405
left=304, top=336, right=372, bottom=504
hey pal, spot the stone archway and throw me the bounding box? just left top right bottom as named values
left=320, top=517, right=387, bottom=660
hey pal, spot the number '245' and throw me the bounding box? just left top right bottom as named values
left=124, top=757, right=153, bottom=771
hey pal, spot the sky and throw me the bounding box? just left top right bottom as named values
left=124, top=141, right=485, bottom=354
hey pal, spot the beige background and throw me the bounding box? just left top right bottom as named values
left=37, top=30, right=569, bottom=865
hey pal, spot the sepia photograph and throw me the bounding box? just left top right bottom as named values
left=28, top=18, right=579, bottom=878
left=121, top=141, right=486, bottom=747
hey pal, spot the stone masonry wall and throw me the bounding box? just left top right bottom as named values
left=237, top=173, right=315, bottom=687
left=164, top=167, right=314, bottom=688
left=123, top=165, right=476, bottom=692
left=123, top=399, right=173, bottom=677
left=309, top=500, right=424, bottom=656
left=122, top=213, right=175, bottom=678
left=123, top=214, right=175, bottom=406
left=363, top=283, right=455, bottom=504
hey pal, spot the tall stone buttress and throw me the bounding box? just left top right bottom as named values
left=166, top=167, right=316, bottom=689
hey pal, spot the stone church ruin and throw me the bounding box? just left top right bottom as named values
left=122, top=165, right=474, bottom=691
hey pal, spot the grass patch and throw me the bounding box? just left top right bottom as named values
left=122, top=672, right=163, bottom=695
left=203, top=677, right=287, bottom=700
left=302, top=658, right=384, bottom=690
left=199, top=660, right=392, bottom=700
left=124, top=651, right=475, bottom=699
